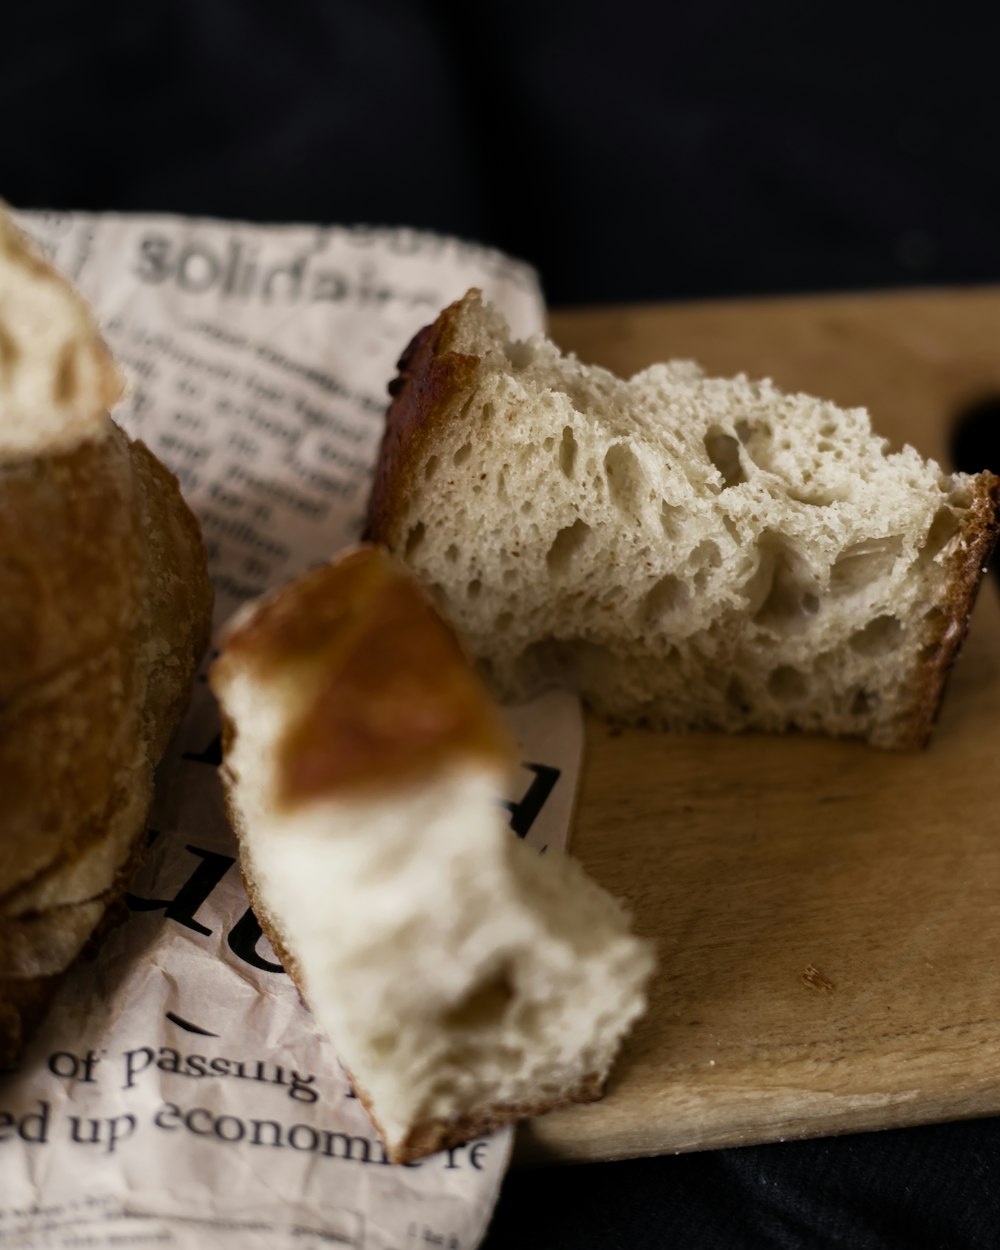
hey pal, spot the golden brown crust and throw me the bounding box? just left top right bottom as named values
left=900, top=472, right=1000, bottom=749
left=0, top=425, right=212, bottom=1066
left=128, top=438, right=214, bottom=757
left=0, top=898, right=108, bottom=978
left=0, top=428, right=141, bottom=898
left=365, top=297, right=479, bottom=546
left=0, top=211, right=212, bottom=1064
left=364, top=1074, right=605, bottom=1165
left=213, top=546, right=512, bottom=807
left=0, top=811, right=153, bottom=1068
left=0, top=429, right=135, bottom=704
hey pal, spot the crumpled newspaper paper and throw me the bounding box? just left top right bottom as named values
left=0, top=212, right=583, bottom=1250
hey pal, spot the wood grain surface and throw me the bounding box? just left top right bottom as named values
left=513, top=290, right=1000, bottom=1163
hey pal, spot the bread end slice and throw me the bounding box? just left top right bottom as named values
left=211, top=545, right=653, bottom=1162
left=368, top=291, right=1000, bottom=750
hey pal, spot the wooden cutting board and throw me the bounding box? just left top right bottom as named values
left=513, top=289, right=1000, bottom=1164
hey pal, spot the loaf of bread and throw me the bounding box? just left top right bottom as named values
left=367, top=291, right=1000, bottom=749
left=210, top=545, right=652, bottom=1163
left=0, top=207, right=213, bottom=1063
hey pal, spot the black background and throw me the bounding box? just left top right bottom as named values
left=6, top=4, right=1000, bottom=1246
left=9, top=0, right=1000, bottom=308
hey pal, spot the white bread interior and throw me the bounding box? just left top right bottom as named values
left=0, top=206, right=123, bottom=455
left=367, top=292, right=999, bottom=749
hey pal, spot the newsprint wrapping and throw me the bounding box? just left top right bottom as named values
left=0, top=212, right=584, bottom=1250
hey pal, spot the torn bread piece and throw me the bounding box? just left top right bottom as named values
left=210, top=545, right=652, bottom=1163
left=0, top=206, right=123, bottom=456
left=0, top=205, right=213, bottom=1063
left=367, top=290, right=1000, bottom=749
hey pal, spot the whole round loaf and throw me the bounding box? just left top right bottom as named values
left=0, top=207, right=213, bottom=1063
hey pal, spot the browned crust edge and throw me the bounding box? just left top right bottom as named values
left=364, top=295, right=480, bottom=546
left=901, top=471, right=1000, bottom=749
left=363, top=1072, right=605, bottom=1166
left=213, top=547, right=513, bottom=808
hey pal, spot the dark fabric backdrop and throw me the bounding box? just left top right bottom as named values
left=6, top=4, right=1000, bottom=1246
left=8, top=0, right=1000, bottom=307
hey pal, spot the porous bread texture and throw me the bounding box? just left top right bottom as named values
left=368, top=291, right=1000, bottom=749
left=234, top=756, right=649, bottom=1162
left=0, top=211, right=212, bottom=1063
left=211, top=547, right=653, bottom=1163
left=0, top=204, right=123, bottom=455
